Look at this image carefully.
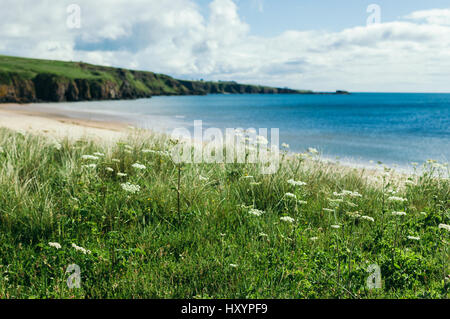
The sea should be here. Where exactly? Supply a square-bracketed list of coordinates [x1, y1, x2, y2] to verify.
[29, 93, 450, 170]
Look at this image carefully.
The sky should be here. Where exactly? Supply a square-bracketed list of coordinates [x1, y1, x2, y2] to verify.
[1, 0, 450, 92]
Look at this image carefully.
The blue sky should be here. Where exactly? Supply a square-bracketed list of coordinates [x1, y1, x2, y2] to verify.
[1, 0, 450, 92]
[209, 0, 450, 35]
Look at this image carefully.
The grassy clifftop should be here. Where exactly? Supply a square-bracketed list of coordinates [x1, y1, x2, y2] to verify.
[0, 55, 310, 103]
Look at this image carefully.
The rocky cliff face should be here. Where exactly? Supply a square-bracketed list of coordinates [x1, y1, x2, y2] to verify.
[0, 73, 155, 103]
[0, 74, 303, 103]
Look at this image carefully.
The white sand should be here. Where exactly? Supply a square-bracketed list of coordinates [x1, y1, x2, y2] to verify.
[0, 104, 127, 141]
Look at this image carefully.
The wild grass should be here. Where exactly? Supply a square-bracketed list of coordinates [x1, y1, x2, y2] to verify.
[0, 127, 448, 298]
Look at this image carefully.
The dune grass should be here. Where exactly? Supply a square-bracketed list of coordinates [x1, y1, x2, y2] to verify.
[0, 127, 448, 299]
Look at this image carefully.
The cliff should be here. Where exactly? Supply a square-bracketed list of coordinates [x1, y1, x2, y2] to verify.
[0, 55, 311, 103]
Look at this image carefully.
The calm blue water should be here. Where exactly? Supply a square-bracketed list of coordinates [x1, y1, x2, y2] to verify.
[33, 93, 450, 168]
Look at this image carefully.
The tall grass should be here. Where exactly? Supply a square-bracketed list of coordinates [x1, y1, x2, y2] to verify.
[0, 127, 448, 298]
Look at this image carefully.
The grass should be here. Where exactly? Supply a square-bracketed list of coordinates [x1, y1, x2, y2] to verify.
[0, 55, 112, 81]
[0, 127, 448, 298]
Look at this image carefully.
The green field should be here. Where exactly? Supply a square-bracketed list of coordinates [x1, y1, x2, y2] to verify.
[0, 127, 448, 298]
[0, 55, 116, 81]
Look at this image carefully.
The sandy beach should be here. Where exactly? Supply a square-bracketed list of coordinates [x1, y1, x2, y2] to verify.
[0, 103, 128, 141]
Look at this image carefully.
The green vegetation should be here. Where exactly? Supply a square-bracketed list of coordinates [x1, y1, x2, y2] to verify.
[0, 55, 115, 81]
[0, 127, 448, 298]
[0, 55, 308, 103]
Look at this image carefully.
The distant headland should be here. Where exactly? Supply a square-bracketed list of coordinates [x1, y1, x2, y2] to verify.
[0, 55, 348, 103]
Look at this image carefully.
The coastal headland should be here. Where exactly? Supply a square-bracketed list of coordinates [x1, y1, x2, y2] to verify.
[0, 55, 350, 104]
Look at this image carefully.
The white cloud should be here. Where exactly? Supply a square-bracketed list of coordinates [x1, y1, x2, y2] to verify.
[0, 1, 449, 92]
[405, 8, 450, 25]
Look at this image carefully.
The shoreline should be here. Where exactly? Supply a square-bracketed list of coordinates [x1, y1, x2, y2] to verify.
[0, 103, 445, 178]
[0, 103, 129, 141]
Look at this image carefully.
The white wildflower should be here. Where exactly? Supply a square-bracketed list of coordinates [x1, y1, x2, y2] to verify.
[310, 237, 319, 241]
[112, 159, 120, 162]
[132, 163, 146, 170]
[392, 211, 407, 216]
[199, 175, 209, 181]
[121, 182, 141, 194]
[386, 188, 397, 195]
[230, 264, 238, 268]
[71, 243, 91, 255]
[280, 216, 295, 223]
[256, 135, 269, 145]
[284, 192, 297, 199]
[308, 147, 319, 155]
[93, 152, 105, 157]
[298, 200, 308, 205]
[335, 190, 362, 198]
[331, 225, 341, 229]
[328, 198, 344, 203]
[48, 242, 62, 249]
[407, 236, 420, 241]
[361, 216, 375, 222]
[323, 208, 335, 213]
[81, 155, 99, 160]
[82, 164, 97, 169]
[287, 179, 307, 187]
[249, 208, 265, 217]
[117, 172, 127, 177]
[346, 211, 361, 218]
[439, 224, 450, 232]
[105, 167, 114, 172]
[281, 143, 290, 149]
[388, 196, 407, 202]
